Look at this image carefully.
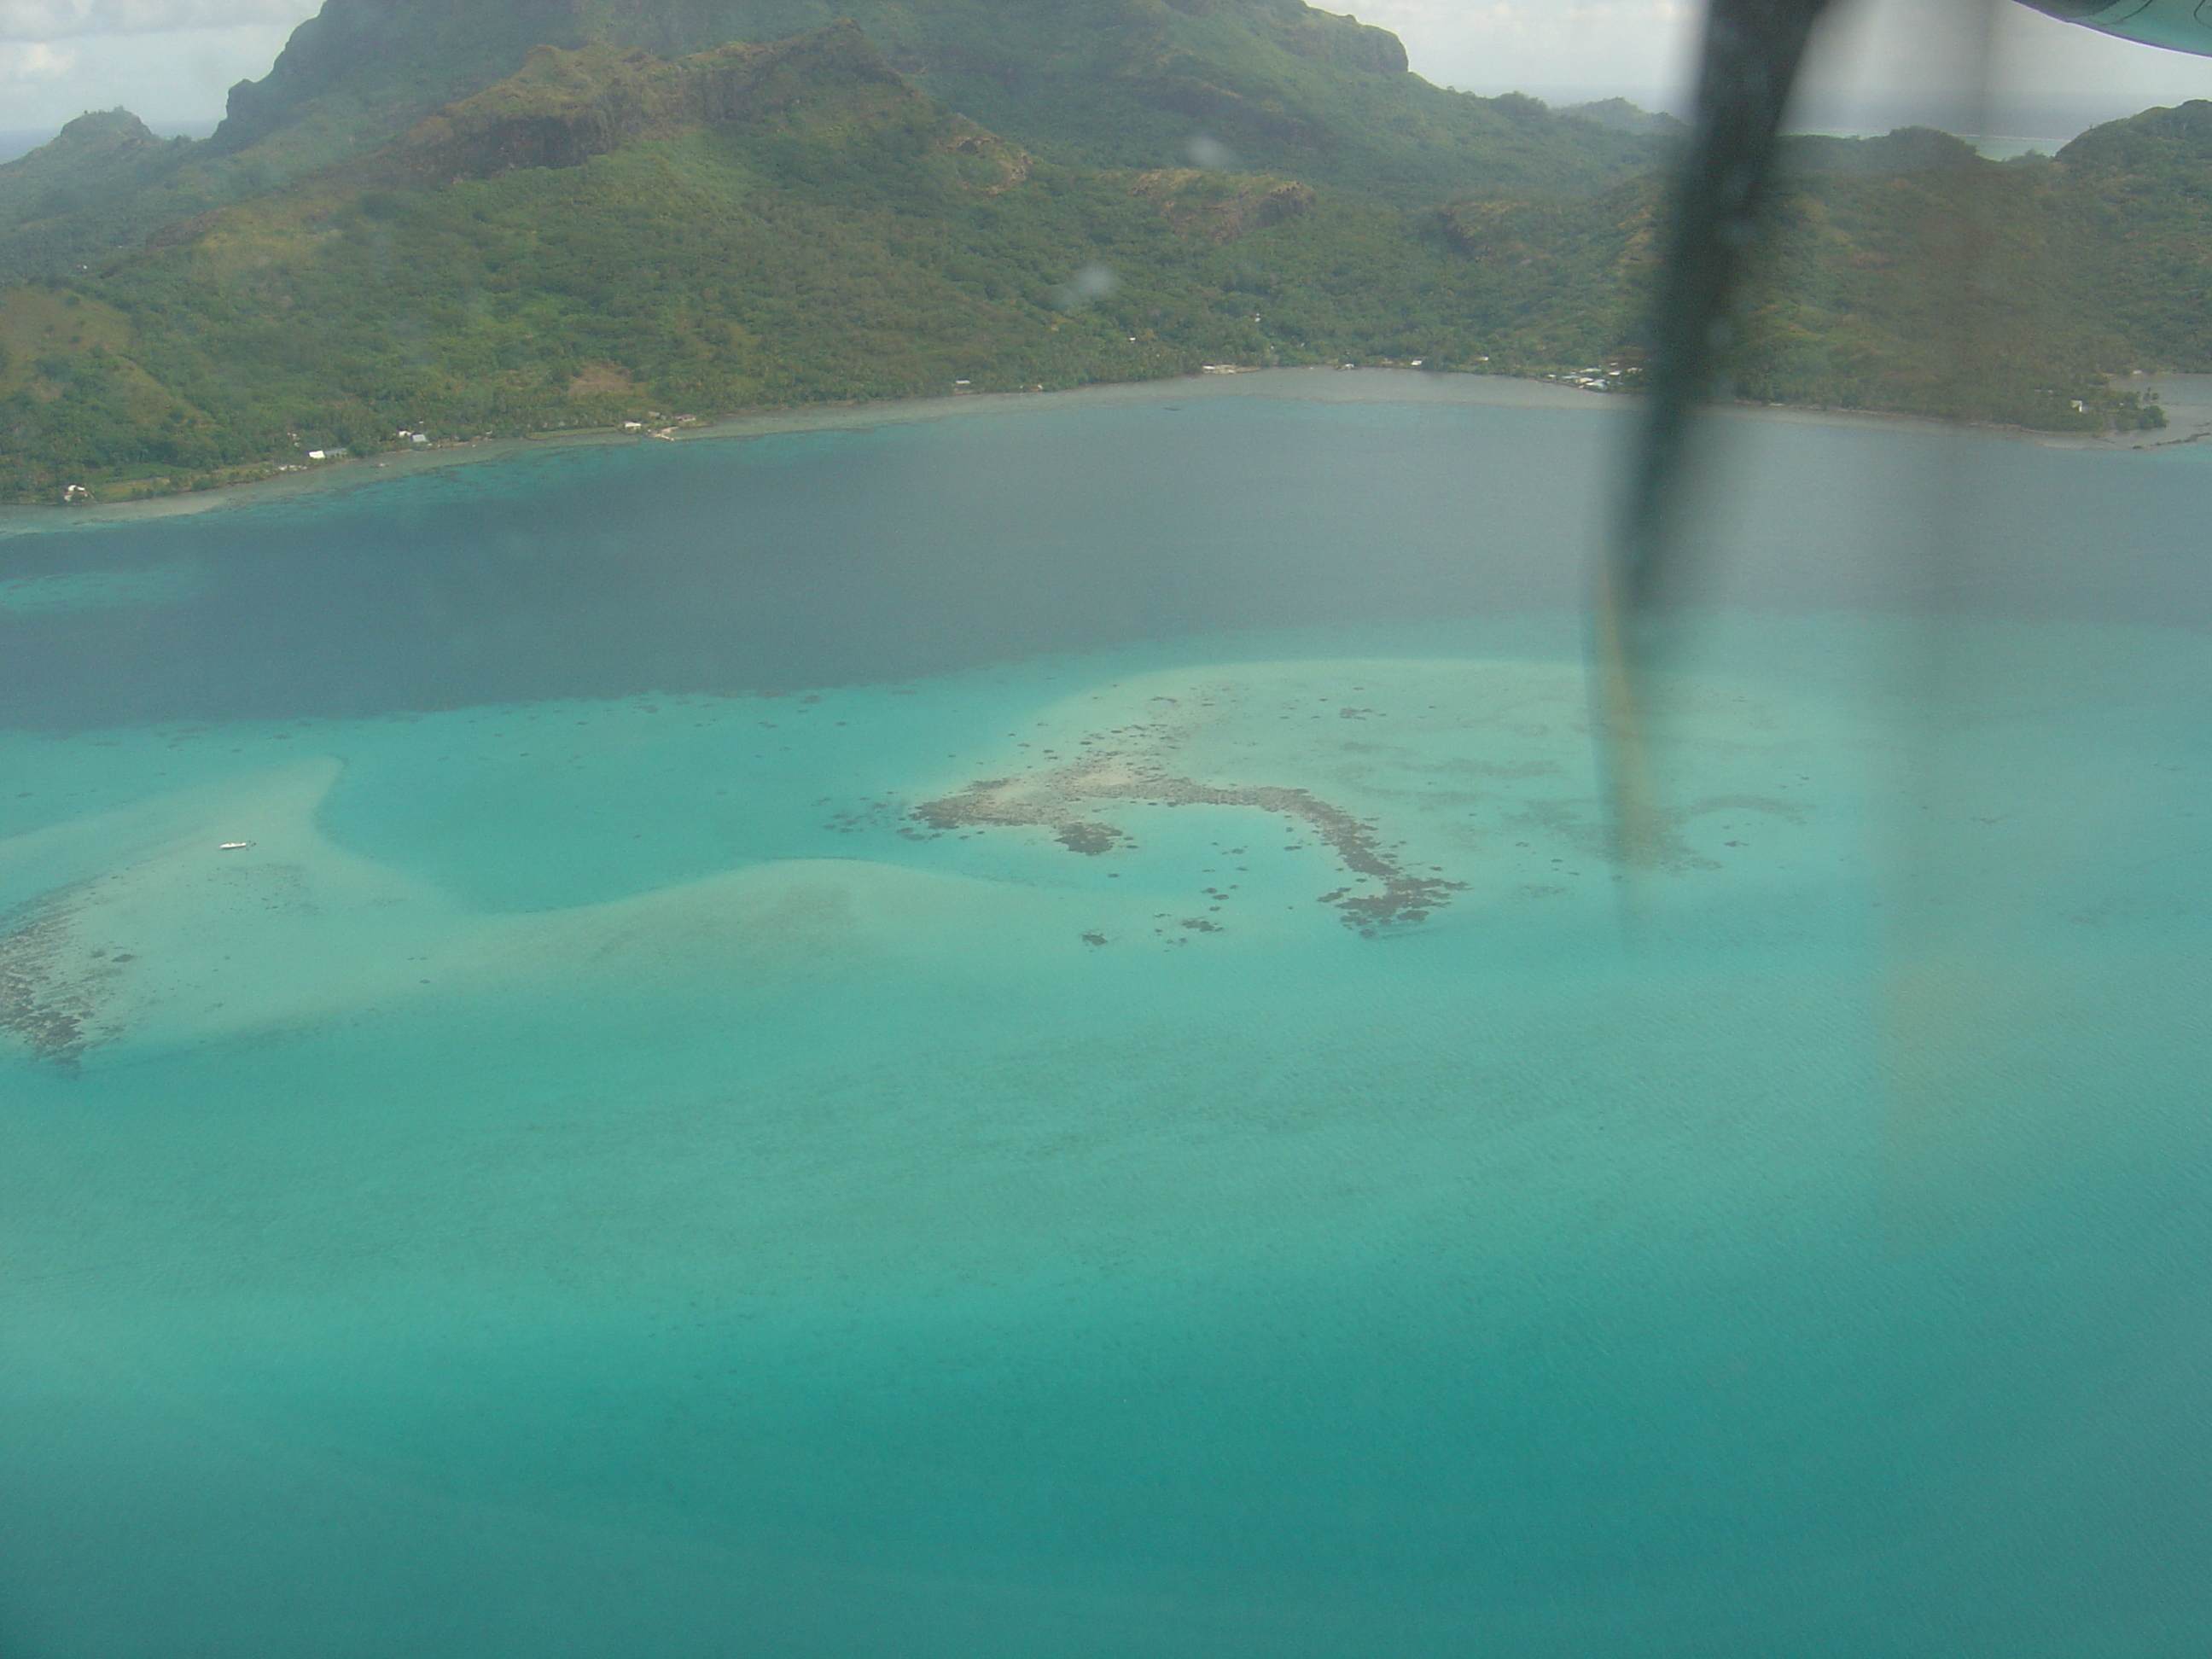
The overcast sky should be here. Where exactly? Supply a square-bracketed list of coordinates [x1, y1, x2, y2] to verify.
[1373, 0, 2212, 131]
[9, 0, 2212, 142]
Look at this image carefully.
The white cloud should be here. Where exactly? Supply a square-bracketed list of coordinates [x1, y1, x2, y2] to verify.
[0, 0, 311, 41]
[0, 19, 293, 126]
[1359, 0, 2212, 137]
[0, 38, 76, 78]
[1355, 0, 1701, 103]
[1801, 0, 2212, 134]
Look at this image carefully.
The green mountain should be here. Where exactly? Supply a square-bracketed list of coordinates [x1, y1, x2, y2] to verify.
[0, 108, 188, 228]
[5, 1, 2209, 505]
[2, 23, 1541, 501]
[220, 0, 1665, 200]
[0, 0, 1665, 286]
[1558, 97, 1685, 138]
[1718, 115, 2196, 428]
[0, 109, 212, 284]
[1424, 110, 2205, 432]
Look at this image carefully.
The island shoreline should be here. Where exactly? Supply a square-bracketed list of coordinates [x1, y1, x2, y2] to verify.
[1, 364, 2192, 543]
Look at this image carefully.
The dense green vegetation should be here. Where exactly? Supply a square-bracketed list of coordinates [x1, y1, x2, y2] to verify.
[0, 0, 1667, 286]
[213, 0, 1669, 205]
[1723, 128, 2171, 429]
[2, 0, 2207, 503]
[1423, 116, 2197, 432]
[1, 28, 1545, 501]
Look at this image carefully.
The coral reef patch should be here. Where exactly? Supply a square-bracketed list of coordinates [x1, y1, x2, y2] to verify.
[0, 892, 108, 1067]
[917, 753, 1464, 934]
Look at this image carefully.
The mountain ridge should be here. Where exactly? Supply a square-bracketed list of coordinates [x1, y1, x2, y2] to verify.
[4, 21, 1532, 501]
[4, 5, 2209, 503]
[0, 0, 1668, 287]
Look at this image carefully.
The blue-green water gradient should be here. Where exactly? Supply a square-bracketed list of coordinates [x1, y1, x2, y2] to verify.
[2, 385, 2208, 1656]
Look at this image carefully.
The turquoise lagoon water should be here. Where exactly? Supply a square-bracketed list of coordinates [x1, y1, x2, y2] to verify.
[3, 381, 2209, 1656]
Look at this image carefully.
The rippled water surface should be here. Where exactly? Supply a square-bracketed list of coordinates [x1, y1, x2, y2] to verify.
[3, 380, 2209, 1656]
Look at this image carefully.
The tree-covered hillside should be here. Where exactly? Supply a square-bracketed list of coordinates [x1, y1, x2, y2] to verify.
[1720, 118, 2192, 429]
[0, 0, 1666, 285]
[1429, 112, 2203, 433]
[6, 1, 2212, 504]
[0, 27, 1551, 501]
[226, 0, 1669, 201]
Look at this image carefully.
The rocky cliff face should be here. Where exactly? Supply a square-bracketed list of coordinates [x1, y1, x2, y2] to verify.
[190, 0, 1644, 207]
[1196, 0, 1409, 75]
[358, 26, 1025, 191]
[215, 0, 597, 155]
[212, 0, 1413, 158]
[1130, 166, 1315, 240]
